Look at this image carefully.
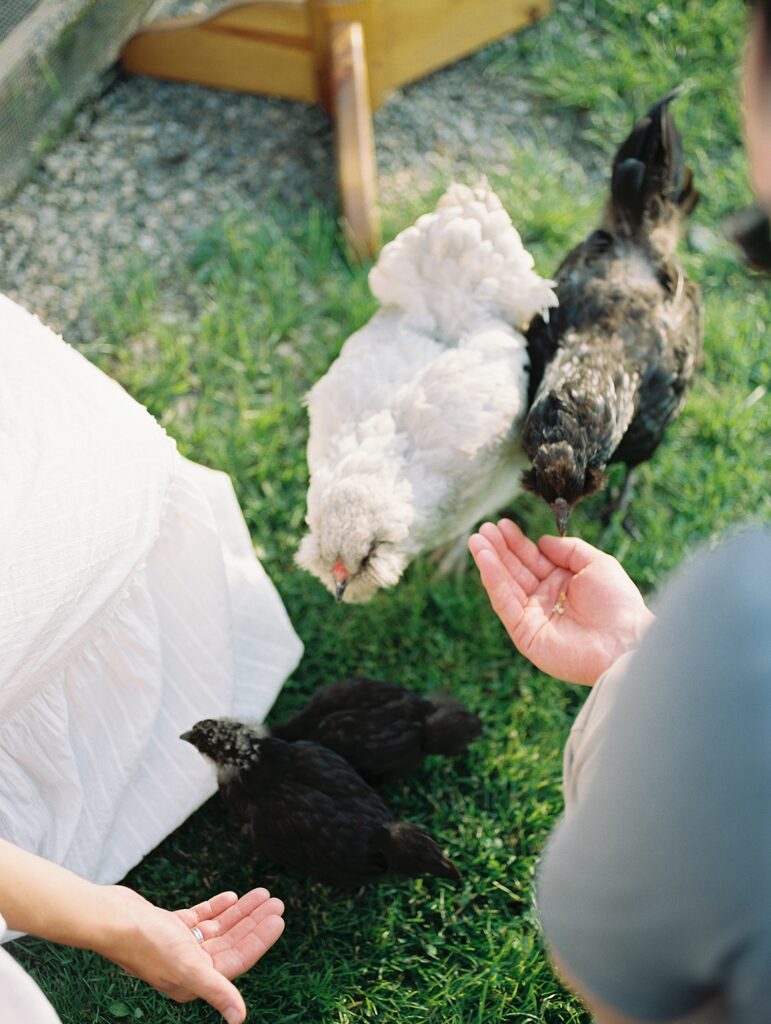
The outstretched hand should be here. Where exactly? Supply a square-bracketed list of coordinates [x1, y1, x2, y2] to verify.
[469, 519, 655, 685]
[99, 885, 285, 1023]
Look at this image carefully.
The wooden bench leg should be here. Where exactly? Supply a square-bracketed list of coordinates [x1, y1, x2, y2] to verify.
[329, 20, 380, 261]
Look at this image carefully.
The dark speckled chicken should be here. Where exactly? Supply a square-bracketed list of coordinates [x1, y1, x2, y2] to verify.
[181, 719, 460, 887]
[270, 677, 482, 785]
[523, 91, 703, 535]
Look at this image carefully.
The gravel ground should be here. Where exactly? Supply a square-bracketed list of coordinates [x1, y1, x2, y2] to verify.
[0, 5, 588, 343]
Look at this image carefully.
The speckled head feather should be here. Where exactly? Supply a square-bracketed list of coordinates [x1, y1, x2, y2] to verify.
[180, 718, 265, 770]
[521, 443, 608, 507]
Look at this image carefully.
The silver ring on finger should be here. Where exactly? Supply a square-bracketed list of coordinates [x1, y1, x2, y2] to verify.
[191, 926, 204, 944]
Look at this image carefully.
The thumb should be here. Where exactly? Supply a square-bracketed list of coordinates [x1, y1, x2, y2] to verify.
[194, 966, 246, 1024]
[538, 533, 606, 573]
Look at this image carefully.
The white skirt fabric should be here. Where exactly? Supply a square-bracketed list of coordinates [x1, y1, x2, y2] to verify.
[0, 294, 303, 894]
[0, 914, 61, 1023]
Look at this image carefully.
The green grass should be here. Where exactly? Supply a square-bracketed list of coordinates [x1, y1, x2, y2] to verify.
[10, 1, 771, 1021]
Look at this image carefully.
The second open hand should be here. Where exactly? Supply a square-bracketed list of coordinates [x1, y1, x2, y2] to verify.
[468, 519, 655, 685]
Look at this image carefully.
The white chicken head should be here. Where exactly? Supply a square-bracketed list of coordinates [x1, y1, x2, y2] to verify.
[296, 477, 414, 603]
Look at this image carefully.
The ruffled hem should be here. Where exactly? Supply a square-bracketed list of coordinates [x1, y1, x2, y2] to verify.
[0, 455, 303, 893]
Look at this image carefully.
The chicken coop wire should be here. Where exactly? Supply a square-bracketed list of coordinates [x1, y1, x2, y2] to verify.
[0, 0, 201, 200]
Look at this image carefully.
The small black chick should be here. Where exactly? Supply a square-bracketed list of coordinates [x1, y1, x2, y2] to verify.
[181, 718, 460, 887]
[270, 677, 482, 785]
[523, 90, 703, 536]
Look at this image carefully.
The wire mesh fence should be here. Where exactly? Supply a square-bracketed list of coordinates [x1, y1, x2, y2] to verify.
[0, 0, 41, 41]
[0, 0, 163, 198]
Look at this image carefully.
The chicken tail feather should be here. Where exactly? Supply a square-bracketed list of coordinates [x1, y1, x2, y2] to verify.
[372, 822, 460, 882]
[610, 89, 699, 237]
[368, 180, 556, 338]
[424, 693, 482, 756]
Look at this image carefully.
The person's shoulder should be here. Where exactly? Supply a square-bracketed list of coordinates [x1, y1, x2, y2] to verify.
[657, 525, 771, 614]
[709, 525, 771, 560]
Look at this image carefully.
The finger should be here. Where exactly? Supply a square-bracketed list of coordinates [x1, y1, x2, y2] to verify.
[470, 538, 529, 605]
[205, 898, 285, 956]
[479, 522, 541, 593]
[472, 547, 527, 637]
[201, 888, 280, 942]
[468, 532, 493, 556]
[469, 532, 510, 569]
[538, 533, 606, 574]
[469, 531, 501, 566]
[211, 914, 285, 981]
[176, 892, 239, 929]
[497, 519, 556, 580]
[192, 888, 274, 941]
[478, 522, 512, 560]
[471, 531, 531, 602]
[188, 963, 247, 1024]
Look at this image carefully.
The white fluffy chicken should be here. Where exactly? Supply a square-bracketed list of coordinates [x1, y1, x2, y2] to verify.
[297, 182, 557, 603]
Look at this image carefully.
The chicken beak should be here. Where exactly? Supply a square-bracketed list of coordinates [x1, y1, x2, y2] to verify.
[333, 558, 349, 602]
[552, 497, 571, 537]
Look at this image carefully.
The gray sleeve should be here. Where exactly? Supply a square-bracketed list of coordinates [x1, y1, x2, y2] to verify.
[536, 529, 771, 1024]
[561, 649, 637, 815]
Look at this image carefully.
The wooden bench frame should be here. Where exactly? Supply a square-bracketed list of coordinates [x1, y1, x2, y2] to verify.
[122, 0, 551, 259]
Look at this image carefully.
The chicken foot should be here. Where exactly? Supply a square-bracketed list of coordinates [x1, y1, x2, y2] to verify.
[429, 534, 471, 578]
[599, 467, 642, 543]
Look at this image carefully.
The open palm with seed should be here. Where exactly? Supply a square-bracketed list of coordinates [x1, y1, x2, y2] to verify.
[469, 519, 655, 686]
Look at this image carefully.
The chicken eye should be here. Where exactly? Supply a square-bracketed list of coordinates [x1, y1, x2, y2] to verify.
[361, 542, 378, 569]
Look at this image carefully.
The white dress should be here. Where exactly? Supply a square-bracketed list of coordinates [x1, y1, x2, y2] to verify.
[0, 294, 303, 898]
[0, 914, 61, 1023]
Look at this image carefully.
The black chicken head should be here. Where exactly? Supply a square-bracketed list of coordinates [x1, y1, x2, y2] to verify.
[522, 442, 607, 535]
[180, 718, 264, 770]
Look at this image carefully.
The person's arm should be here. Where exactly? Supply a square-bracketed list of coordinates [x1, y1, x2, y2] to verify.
[0, 839, 118, 949]
[534, 529, 771, 1024]
[469, 520, 655, 810]
[0, 839, 284, 1024]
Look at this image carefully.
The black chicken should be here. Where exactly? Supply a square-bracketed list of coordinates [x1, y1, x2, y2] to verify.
[270, 677, 482, 785]
[181, 719, 460, 887]
[523, 90, 703, 536]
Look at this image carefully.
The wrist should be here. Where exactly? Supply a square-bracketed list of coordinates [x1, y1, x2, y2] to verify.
[54, 882, 120, 953]
[84, 886, 145, 960]
[628, 606, 656, 649]
[0, 840, 123, 949]
[603, 606, 655, 679]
